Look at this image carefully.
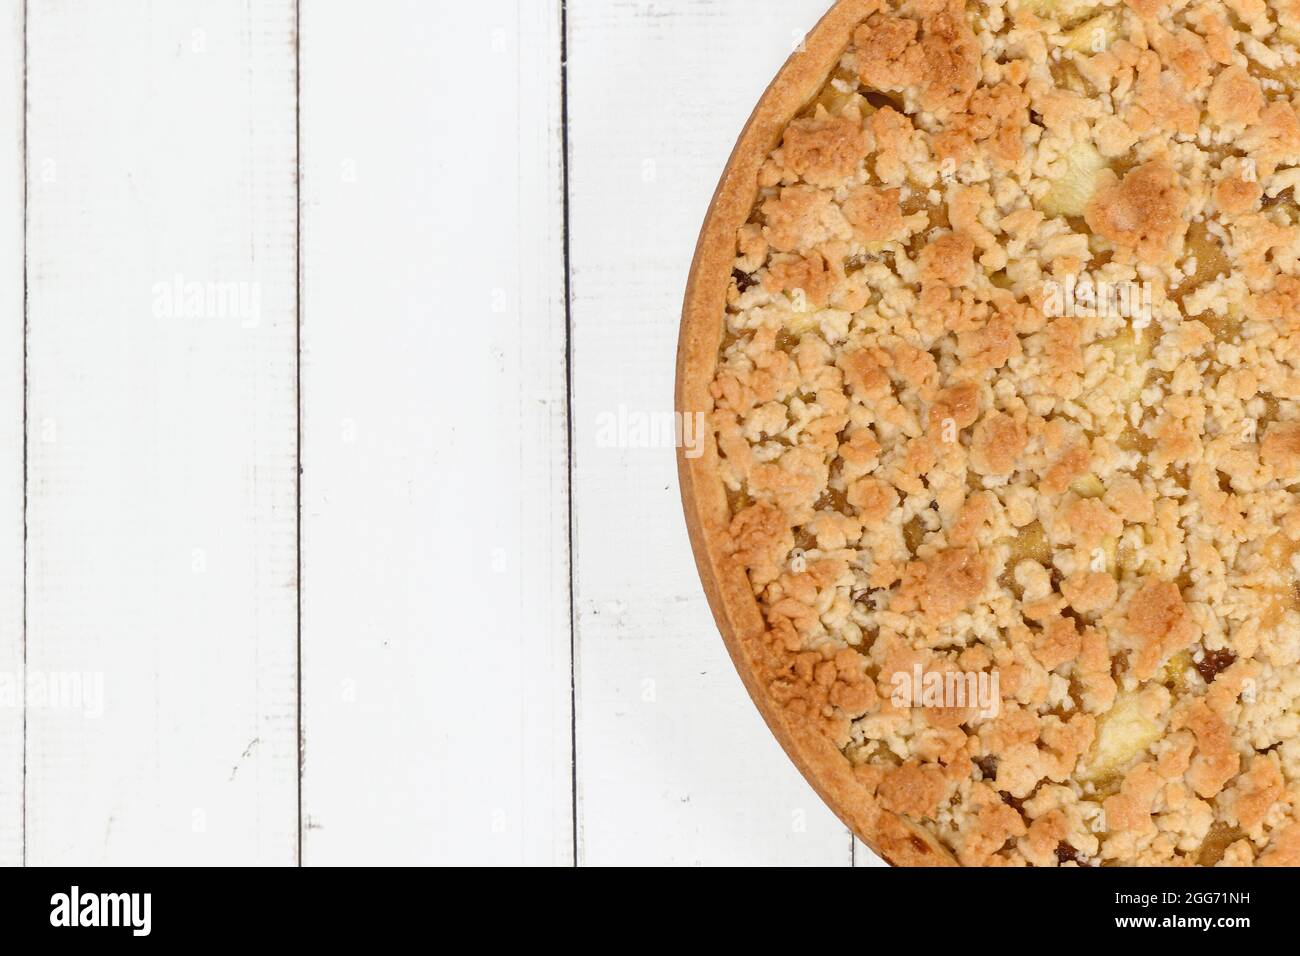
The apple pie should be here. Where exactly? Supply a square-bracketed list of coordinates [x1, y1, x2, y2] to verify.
[678, 0, 1300, 865]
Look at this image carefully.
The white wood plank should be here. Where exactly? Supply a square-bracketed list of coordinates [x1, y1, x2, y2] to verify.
[569, 0, 866, 865]
[299, 0, 571, 865]
[0, 0, 23, 868]
[23, 0, 298, 865]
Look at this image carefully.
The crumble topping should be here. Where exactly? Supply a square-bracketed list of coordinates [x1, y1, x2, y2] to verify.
[709, 0, 1300, 865]
[1084, 160, 1189, 264]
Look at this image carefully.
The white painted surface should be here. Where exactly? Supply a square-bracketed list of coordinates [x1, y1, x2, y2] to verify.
[298, 0, 571, 865]
[0, 0, 873, 866]
[23, 0, 298, 865]
[0, 0, 23, 868]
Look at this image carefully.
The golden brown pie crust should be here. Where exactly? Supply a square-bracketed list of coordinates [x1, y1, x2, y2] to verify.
[678, 0, 1300, 867]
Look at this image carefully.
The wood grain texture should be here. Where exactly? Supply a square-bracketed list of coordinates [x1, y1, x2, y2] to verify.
[569, 0, 861, 865]
[0, 0, 22, 868]
[23, 0, 298, 865]
[298, 0, 572, 865]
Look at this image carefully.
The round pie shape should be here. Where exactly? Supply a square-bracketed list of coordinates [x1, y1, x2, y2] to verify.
[677, 0, 1300, 867]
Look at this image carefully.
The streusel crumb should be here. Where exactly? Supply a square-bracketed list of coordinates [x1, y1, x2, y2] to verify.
[711, 0, 1300, 865]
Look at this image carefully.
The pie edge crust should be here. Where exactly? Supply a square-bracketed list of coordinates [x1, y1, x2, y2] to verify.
[675, 0, 956, 866]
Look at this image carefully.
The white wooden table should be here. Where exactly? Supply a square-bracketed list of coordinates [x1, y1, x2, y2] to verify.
[0, 0, 883, 866]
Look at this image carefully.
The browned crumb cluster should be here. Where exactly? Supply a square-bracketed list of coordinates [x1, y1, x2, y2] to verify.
[710, 0, 1300, 866]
